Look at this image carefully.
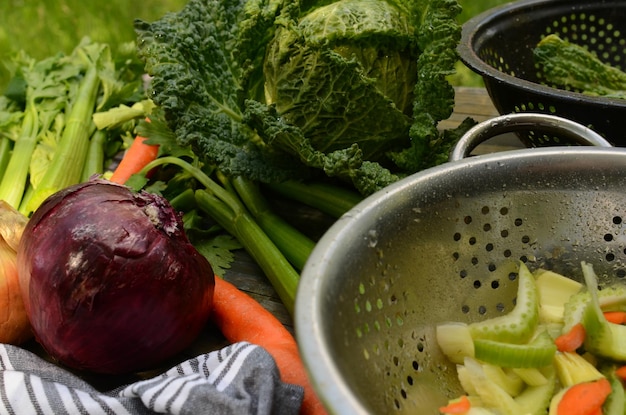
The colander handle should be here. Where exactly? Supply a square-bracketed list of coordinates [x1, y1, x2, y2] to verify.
[449, 113, 613, 161]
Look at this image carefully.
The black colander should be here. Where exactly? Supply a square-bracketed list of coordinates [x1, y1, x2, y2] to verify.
[458, 0, 626, 146]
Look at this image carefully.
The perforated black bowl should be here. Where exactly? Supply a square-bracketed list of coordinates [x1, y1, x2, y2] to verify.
[458, 0, 626, 146]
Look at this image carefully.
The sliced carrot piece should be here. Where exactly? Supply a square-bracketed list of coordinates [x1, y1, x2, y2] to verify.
[439, 395, 471, 414]
[603, 311, 626, 325]
[557, 377, 611, 415]
[555, 323, 586, 352]
[615, 365, 626, 381]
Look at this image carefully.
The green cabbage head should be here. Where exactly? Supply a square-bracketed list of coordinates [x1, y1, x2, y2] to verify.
[263, 0, 417, 160]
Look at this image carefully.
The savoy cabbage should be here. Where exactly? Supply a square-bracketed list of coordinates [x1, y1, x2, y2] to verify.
[135, 0, 464, 195]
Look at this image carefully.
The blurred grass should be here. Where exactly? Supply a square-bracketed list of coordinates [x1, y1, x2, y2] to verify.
[0, 0, 511, 87]
[0, 0, 188, 91]
[454, 0, 512, 86]
[0, 0, 187, 59]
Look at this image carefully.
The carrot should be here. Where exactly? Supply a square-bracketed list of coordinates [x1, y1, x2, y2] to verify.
[210, 276, 327, 415]
[603, 311, 626, 325]
[557, 377, 611, 415]
[555, 323, 586, 352]
[110, 119, 159, 184]
[439, 395, 471, 414]
[615, 365, 626, 381]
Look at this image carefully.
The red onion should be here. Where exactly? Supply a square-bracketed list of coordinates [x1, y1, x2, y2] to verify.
[17, 179, 214, 374]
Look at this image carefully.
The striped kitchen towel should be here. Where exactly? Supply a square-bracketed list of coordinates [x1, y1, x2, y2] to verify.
[0, 341, 303, 414]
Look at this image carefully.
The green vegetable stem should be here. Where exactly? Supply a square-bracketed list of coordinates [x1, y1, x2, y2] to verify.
[230, 176, 315, 271]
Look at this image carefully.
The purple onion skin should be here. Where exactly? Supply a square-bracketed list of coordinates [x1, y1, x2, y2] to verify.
[17, 179, 215, 374]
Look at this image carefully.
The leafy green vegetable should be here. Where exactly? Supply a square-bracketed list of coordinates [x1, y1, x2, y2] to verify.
[0, 38, 144, 215]
[534, 34, 626, 100]
[134, 0, 463, 195]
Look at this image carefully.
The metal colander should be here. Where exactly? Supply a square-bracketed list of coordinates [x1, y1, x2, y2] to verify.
[458, 0, 626, 146]
[295, 114, 626, 414]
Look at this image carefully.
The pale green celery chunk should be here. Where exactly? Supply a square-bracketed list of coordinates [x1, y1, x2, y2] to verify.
[512, 367, 548, 386]
[602, 369, 625, 415]
[581, 262, 626, 361]
[473, 329, 556, 368]
[514, 365, 556, 415]
[436, 322, 474, 364]
[469, 262, 539, 344]
[482, 364, 525, 397]
[463, 357, 524, 415]
[563, 284, 626, 333]
[553, 351, 603, 387]
[534, 269, 582, 324]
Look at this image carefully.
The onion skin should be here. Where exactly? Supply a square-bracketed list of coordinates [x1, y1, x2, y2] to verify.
[17, 179, 214, 374]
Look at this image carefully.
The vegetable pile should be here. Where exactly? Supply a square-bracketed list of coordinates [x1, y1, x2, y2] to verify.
[0, 0, 467, 412]
[436, 262, 626, 415]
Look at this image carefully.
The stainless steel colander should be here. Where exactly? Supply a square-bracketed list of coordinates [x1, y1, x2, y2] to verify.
[295, 113, 625, 414]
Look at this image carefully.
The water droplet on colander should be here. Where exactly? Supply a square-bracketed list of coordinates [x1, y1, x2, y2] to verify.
[367, 229, 378, 247]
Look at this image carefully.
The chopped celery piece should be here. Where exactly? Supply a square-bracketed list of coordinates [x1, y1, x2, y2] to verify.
[563, 285, 626, 333]
[548, 387, 568, 415]
[554, 351, 603, 387]
[457, 364, 478, 396]
[603, 369, 625, 415]
[511, 367, 548, 386]
[474, 329, 556, 368]
[463, 357, 524, 415]
[436, 322, 474, 364]
[469, 262, 539, 343]
[482, 364, 525, 396]
[514, 365, 556, 415]
[535, 269, 582, 324]
[464, 408, 498, 415]
[581, 262, 626, 361]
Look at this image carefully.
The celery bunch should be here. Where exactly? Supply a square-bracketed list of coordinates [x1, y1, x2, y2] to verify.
[0, 38, 142, 215]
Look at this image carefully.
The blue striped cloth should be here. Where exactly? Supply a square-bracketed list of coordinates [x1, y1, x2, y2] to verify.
[0, 341, 303, 414]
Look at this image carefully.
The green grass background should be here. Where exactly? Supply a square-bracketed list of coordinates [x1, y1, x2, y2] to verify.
[0, 0, 510, 85]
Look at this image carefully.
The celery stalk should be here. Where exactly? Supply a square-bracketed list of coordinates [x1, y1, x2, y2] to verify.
[21, 64, 100, 214]
[81, 129, 107, 181]
[231, 176, 315, 271]
[196, 189, 299, 314]
[264, 179, 363, 218]
[0, 137, 12, 183]
[0, 105, 37, 208]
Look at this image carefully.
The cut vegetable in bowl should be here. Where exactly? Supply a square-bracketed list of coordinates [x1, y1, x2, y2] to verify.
[436, 261, 626, 415]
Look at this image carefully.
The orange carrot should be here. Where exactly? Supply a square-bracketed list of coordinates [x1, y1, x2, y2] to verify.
[555, 323, 586, 352]
[110, 119, 159, 184]
[603, 311, 626, 325]
[557, 377, 611, 415]
[615, 365, 626, 381]
[211, 276, 327, 415]
[439, 395, 471, 414]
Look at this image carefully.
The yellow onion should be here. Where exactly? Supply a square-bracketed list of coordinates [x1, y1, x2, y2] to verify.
[0, 201, 31, 344]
